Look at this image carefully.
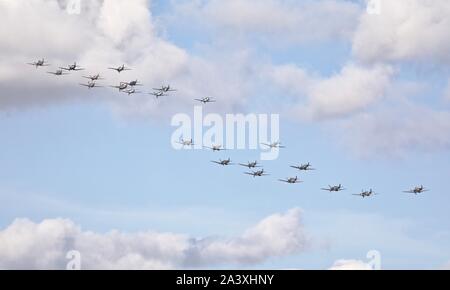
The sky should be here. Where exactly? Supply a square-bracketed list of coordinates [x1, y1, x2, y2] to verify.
[0, 0, 449, 270]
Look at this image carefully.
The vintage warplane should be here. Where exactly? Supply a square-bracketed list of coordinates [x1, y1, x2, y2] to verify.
[123, 80, 142, 87]
[204, 145, 226, 152]
[122, 88, 142, 95]
[291, 162, 315, 171]
[108, 65, 132, 73]
[110, 83, 129, 91]
[353, 189, 379, 198]
[245, 169, 269, 178]
[403, 185, 429, 195]
[177, 138, 194, 147]
[28, 58, 50, 68]
[239, 161, 262, 169]
[261, 141, 285, 149]
[149, 91, 168, 99]
[79, 81, 102, 89]
[60, 62, 84, 71]
[211, 158, 233, 166]
[321, 184, 346, 192]
[83, 74, 103, 81]
[195, 97, 216, 104]
[279, 176, 302, 184]
[153, 85, 176, 93]
[47, 69, 69, 76]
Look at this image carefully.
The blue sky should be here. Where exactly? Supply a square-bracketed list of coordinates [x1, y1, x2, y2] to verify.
[0, 0, 449, 269]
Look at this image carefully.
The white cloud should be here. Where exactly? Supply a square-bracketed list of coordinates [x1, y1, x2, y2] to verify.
[0, 0, 256, 117]
[0, 208, 308, 269]
[353, 0, 450, 65]
[328, 259, 372, 270]
[444, 79, 450, 101]
[167, 0, 362, 45]
[336, 104, 450, 157]
[268, 63, 394, 120]
[302, 64, 394, 120]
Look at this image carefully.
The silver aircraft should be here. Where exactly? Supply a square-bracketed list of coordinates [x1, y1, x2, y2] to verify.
[149, 91, 168, 99]
[153, 85, 176, 93]
[353, 189, 379, 198]
[122, 88, 142, 95]
[79, 81, 103, 89]
[177, 138, 194, 147]
[321, 184, 346, 192]
[204, 145, 226, 152]
[108, 65, 132, 73]
[110, 83, 129, 91]
[403, 185, 429, 195]
[239, 161, 262, 169]
[261, 141, 285, 149]
[47, 69, 69, 76]
[279, 176, 302, 184]
[123, 80, 142, 87]
[245, 169, 269, 178]
[83, 74, 103, 81]
[195, 97, 216, 104]
[291, 162, 315, 171]
[60, 62, 84, 71]
[28, 58, 50, 68]
[211, 158, 233, 166]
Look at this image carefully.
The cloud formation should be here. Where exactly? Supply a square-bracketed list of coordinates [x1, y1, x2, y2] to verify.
[0, 208, 308, 269]
[0, 0, 254, 116]
[336, 104, 450, 157]
[328, 259, 372, 270]
[167, 0, 361, 45]
[353, 0, 450, 65]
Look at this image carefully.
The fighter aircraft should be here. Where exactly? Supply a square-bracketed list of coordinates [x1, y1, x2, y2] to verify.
[321, 184, 346, 192]
[110, 83, 129, 91]
[108, 65, 132, 73]
[403, 185, 429, 195]
[353, 189, 379, 198]
[291, 163, 315, 171]
[123, 80, 142, 87]
[60, 62, 84, 71]
[122, 88, 142, 95]
[28, 58, 50, 68]
[239, 161, 262, 169]
[79, 81, 103, 89]
[211, 158, 233, 166]
[279, 176, 302, 184]
[47, 69, 69, 76]
[153, 85, 176, 93]
[204, 145, 226, 152]
[149, 91, 168, 99]
[245, 169, 269, 178]
[261, 141, 285, 149]
[195, 97, 216, 104]
[177, 138, 194, 147]
[83, 74, 103, 81]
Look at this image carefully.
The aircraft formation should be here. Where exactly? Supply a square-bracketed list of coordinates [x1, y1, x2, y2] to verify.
[28, 58, 430, 198]
[28, 59, 180, 100]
